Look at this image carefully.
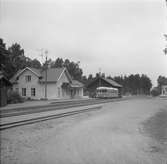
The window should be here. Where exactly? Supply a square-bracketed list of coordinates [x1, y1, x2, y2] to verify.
[31, 88, 36, 96]
[22, 88, 26, 96]
[25, 75, 31, 82]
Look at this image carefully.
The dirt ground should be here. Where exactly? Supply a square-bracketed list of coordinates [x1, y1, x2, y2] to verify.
[0, 97, 167, 164]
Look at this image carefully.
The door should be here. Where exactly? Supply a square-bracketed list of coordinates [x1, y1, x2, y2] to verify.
[58, 88, 61, 98]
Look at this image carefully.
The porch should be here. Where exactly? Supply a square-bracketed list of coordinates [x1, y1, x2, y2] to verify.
[61, 80, 84, 99]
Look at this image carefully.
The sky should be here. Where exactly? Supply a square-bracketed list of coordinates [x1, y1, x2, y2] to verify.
[0, 0, 167, 86]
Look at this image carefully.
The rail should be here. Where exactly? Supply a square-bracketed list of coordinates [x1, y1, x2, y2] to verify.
[0, 98, 128, 118]
[0, 106, 102, 130]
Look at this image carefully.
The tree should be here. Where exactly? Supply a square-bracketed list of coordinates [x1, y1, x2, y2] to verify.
[140, 74, 152, 94]
[96, 73, 100, 78]
[151, 87, 161, 97]
[106, 75, 112, 80]
[112, 74, 152, 95]
[88, 74, 93, 81]
[62, 59, 83, 81]
[0, 39, 16, 78]
[86, 74, 94, 85]
[7, 43, 42, 77]
[50, 58, 83, 81]
[0, 38, 8, 71]
[8, 43, 25, 68]
[101, 73, 105, 78]
[52, 58, 64, 68]
[0, 38, 6, 48]
[64, 59, 70, 67]
[1, 40, 42, 78]
[6, 43, 27, 78]
[67, 61, 83, 81]
[30, 59, 41, 69]
[81, 75, 88, 85]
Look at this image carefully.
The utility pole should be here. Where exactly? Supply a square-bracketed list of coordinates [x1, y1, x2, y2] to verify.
[44, 50, 48, 100]
[99, 68, 101, 87]
[38, 49, 48, 99]
[164, 34, 167, 55]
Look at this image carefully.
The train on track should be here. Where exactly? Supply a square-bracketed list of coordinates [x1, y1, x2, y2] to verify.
[96, 87, 119, 98]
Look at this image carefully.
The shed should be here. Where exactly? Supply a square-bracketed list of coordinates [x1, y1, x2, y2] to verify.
[86, 77, 122, 98]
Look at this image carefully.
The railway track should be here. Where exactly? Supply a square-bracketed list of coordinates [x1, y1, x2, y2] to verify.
[0, 98, 128, 118]
[0, 98, 130, 130]
[0, 105, 102, 130]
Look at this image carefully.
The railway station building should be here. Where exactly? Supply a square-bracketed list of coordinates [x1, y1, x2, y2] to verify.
[11, 67, 84, 100]
[86, 77, 122, 98]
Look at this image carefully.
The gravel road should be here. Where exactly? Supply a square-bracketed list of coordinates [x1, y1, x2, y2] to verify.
[1, 97, 167, 164]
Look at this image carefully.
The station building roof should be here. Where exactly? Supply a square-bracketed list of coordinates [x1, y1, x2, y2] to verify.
[10, 67, 84, 88]
[87, 77, 122, 89]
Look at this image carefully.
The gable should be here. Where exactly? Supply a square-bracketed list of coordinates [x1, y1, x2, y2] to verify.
[58, 70, 71, 84]
[17, 67, 41, 78]
[11, 67, 41, 83]
[63, 69, 72, 83]
[17, 69, 40, 84]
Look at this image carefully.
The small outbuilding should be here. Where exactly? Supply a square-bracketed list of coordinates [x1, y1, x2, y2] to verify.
[160, 85, 167, 97]
[86, 77, 122, 98]
[0, 72, 12, 107]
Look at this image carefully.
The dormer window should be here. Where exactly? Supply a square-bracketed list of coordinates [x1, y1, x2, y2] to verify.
[25, 75, 31, 82]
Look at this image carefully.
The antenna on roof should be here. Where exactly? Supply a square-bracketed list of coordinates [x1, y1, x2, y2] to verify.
[37, 48, 49, 65]
[99, 68, 101, 77]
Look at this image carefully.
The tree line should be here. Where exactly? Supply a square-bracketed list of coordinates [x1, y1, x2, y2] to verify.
[112, 75, 152, 95]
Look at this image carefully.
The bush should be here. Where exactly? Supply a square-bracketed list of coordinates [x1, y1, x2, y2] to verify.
[7, 90, 24, 104]
[89, 92, 96, 98]
[150, 87, 161, 97]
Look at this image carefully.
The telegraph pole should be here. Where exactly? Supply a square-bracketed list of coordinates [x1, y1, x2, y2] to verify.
[44, 50, 48, 100]
[99, 68, 101, 87]
[38, 49, 48, 99]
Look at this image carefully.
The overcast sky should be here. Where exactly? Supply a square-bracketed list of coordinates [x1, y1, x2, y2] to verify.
[0, 0, 167, 86]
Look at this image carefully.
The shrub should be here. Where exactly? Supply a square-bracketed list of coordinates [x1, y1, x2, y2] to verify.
[7, 90, 24, 104]
[89, 92, 96, 98]
[150, 87, 161, 97]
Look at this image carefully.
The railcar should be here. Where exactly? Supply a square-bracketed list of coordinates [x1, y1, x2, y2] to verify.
[96, 86, 119, 98]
